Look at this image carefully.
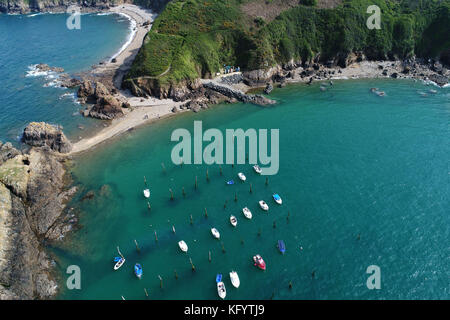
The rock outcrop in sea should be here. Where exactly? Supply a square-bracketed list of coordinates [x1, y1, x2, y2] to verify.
[34, 63, 64, 73]
[22, 122, 72, 153]
[0, 140, 77, 299]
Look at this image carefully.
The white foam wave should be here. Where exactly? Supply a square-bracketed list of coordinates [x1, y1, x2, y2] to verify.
[26, 64, 51, 78]
[27, 12, 44, 17]
[60, 92, 81, 105]
[109, 12, 137, 62]
[26, 64, 67, 89]
[421, 79, 441, 87]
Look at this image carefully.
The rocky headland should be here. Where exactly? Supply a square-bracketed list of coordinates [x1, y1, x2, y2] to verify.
[0, 125, 77, 299]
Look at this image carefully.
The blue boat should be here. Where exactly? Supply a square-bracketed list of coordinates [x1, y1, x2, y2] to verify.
[273, 193, 282, 204]
[216, 274, 222, 283]
[134, 263, 143, 279]
[226, 180, 235, 185]
[277, 240, 286, 254]
[113, 256, 122, 262]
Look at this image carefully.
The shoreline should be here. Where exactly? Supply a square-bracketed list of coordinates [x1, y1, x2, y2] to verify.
[69, 58, 449, 156]
[89, 4, 156, 89]
[68, 4, 190, 155]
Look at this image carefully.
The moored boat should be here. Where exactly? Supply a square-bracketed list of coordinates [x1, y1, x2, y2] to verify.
[178, 240, 188, 252]
[113, 257, 125, 270]
[242, 207, 252, 219]
[230, 215, 237, 227]
[237, 172, 246, 181]
[229, 271, 240, 288]
[277, 240, 286, 254]
[211, 227, 220, 239]
[226, 180, 235, 185]
[253, 164, 262, 174]
[253, 254, 266, 270]
[143, 188, 150, 198]
[273, 193, 282, 205]
[134, 263, 143, 279]
[259, 200, 269, 211]
[216, 278, 226, 299]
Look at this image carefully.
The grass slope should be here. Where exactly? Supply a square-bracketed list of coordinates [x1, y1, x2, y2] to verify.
[124, 0, 450, 90]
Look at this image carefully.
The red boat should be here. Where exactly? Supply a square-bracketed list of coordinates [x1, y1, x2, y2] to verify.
[253, 254, 266, 270]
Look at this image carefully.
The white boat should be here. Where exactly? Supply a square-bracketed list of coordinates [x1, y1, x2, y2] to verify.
[230, 215, 237, 227]
[242, 207, 252, 219]
[229, 271, 240, 288]
[253, 164, 262, 174]
[178, 240, 188, 252]
[113, 257, 125, 270]
[273, 193, 282, 205]
[237, 172, 246, 181]
[217, 281, 226, 299]
[211, 228, 220, 239]
[259, 200, 269, 211]
[143, 189, 150, 198]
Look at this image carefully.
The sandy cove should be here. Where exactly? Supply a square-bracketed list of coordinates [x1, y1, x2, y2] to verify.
[70, 4, 186, 155]
[70, 99, 185, 154]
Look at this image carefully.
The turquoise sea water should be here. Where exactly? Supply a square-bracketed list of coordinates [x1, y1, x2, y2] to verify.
[55, 79, 449, 300]
[0, 12, 131, 144]
[1, 13, 449, 301]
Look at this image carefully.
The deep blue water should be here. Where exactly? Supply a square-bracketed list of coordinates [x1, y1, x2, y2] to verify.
[0, 12, 131, 144]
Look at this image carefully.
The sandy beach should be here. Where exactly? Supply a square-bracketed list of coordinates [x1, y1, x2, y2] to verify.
[70, 4, 184, 155]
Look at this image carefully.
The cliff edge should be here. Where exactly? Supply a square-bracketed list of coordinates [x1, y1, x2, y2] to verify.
[0, 126, 77, 299]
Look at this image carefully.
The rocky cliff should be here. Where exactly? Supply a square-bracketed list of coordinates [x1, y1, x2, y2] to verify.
[0, 127, 77, 299]
[22, 122, 72, 153]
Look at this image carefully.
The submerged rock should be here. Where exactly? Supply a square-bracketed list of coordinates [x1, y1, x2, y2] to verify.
[22, 122, 72, 153]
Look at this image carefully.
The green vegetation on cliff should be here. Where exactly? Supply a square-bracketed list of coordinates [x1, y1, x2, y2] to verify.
[125, 0, 449, 90]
